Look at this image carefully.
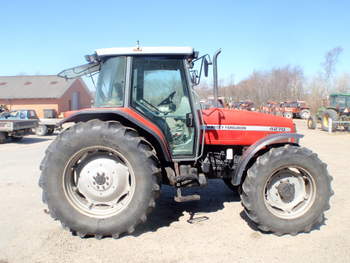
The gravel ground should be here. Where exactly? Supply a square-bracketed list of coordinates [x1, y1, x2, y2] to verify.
[0, 119, 349, 263]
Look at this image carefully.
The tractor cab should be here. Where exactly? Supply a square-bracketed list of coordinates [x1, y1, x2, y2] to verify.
[329, 93, 350, 110]
[59, 46, 217, 159]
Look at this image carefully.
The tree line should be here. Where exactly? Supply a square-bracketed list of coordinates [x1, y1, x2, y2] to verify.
[197, 47, 350, 112]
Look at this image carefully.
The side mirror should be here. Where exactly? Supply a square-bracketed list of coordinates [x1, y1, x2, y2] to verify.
[204, 58, 209, 77]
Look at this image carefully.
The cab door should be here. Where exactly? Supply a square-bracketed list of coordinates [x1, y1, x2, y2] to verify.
[130, 56, 197, 157]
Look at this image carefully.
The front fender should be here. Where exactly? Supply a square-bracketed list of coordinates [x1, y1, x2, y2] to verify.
[232, 133, 303, 185]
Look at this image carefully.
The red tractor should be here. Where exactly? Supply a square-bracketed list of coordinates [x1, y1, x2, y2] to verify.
[276, 101, 311, 119]
[40, 46, 332, 238]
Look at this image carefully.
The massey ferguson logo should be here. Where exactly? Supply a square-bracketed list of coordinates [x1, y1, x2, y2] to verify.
[203, 125, 291, 132]
[205, 125, 246, 130]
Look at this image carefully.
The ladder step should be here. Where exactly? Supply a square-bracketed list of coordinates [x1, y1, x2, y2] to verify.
[174, 194, 200, 203]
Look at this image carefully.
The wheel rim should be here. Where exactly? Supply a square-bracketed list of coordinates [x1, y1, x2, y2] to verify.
[264, 166, 316, 219]
[63, 146, 136, 219]
[302, 112, 310, 119]
[307, 119, 312, 127]
[285, 113, 292, 118]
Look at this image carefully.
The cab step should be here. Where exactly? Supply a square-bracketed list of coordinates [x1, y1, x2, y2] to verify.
[174, 188, 200, 202]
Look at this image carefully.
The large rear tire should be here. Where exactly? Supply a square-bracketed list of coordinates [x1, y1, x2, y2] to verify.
[321, 109, 338, 132]
[39, 119, 161, 238]
[241, 145, 332, 235]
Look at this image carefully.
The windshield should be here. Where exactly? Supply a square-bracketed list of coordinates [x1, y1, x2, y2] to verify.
[95, 57, 127, 107]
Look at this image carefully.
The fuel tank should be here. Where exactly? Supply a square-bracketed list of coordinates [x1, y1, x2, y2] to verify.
[202, 108, 295, 145]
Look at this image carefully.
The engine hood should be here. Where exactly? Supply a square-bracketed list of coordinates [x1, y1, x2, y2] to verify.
[202, 108, 295, 145]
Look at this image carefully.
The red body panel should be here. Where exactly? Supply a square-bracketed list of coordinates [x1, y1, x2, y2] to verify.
[202, 108, 295, 145]
[64, 107, 295, 148]
[63, 107, 167, 143]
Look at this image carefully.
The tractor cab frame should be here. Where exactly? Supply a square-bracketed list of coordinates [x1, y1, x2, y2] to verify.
[59, 47, 219, 162]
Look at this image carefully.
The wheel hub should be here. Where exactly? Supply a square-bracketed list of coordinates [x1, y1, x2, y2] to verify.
[93, 172, 107, 185]
[277, 181, 295, 203]
[77, 157, 130, 205]
[265, 169, 312, 217]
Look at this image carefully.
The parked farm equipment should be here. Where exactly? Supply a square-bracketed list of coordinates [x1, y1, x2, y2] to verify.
[275, 101, 310, 119]
[308, 93, 350, 132]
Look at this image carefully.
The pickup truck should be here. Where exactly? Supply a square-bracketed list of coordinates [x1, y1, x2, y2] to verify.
[0, 109, 39, 143]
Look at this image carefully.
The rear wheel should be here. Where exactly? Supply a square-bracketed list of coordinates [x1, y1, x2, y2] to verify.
[36, 125, 48, 136]
[321, 109, 338, 132]
[39, 119, 161, 238]
[241, 145, 332, 235]
[307, 115, 317, 129]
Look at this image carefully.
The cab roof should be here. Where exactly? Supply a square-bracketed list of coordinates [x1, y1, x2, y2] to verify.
[330, 92, 350, 97]
[95, 46, 195, 58]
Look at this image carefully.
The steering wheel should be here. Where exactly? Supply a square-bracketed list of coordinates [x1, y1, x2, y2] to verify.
[140, 99, 162, 114]
[158, 91, 176, 106]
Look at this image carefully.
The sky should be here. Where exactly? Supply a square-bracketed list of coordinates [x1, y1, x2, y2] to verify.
[1, 0, 349, 85]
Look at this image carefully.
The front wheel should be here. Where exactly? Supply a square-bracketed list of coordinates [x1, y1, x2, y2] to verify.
[300, 109, 311, 120]
[36, 125, 48, 136]
[307, 115, 317, 129]
[39, 120, 161, 238]
[241, 145, 332, 235]
[283, 112, 293, 119]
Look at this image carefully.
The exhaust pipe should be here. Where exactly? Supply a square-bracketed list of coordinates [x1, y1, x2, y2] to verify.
[212, 49, 222, 107]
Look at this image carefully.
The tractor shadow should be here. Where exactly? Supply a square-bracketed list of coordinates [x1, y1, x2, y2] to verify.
[132, 179, 241, 237]
[11, 137, 52, 144]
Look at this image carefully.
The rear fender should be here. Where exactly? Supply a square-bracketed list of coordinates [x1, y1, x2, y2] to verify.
[60, 109, 172, 163]
[232, 133, 303, 186]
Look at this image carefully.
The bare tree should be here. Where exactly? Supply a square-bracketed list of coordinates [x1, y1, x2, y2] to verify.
[305, 74, 327, 112]
[334, 73, 350, 93]
[321, 46, 343, 94]
[227, 65, 304, 107]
